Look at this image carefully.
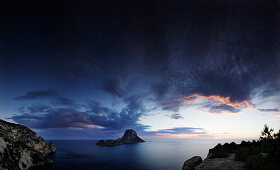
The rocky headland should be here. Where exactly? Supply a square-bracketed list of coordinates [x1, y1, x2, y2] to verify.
[96, 129, 145, 146]
[182, 125, 280, 170]
[182, 153, 245, 170]
[0, 119, 56, 170]
[194, 153, 245, 170]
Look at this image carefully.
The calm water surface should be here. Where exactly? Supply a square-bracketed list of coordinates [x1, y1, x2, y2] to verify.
[41, 139, 247, 170]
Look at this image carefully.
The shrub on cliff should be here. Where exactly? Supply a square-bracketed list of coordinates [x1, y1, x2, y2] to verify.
[242, 125, 280, 170]
[209, 124, 280, 170]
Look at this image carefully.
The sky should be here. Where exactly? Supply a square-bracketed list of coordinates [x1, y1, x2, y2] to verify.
[0, 0, 280, 140]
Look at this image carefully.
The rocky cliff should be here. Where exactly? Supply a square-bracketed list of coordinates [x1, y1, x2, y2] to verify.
[182, 153, 245, 170]
[121, 129, 145, 144]
[96, 129, 145, 146]
[182, 156, 202, 170]
[194, 154, 244, 170]
[0, 119, 56, 170]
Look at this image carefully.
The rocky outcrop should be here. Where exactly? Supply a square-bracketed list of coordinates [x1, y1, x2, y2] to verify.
[182, 154, 245, 170]
[195, 154, 244, 170]
[121, 129, 145, 144]
[0, 119, 56, 170]
[96, 129, 145, 146]
[182, 156, 202, 170]
[96, 138, 123, 146]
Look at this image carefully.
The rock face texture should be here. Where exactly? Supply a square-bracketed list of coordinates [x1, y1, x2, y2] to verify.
[96, 129, 145, 146]
[182, 154, 245, 170]
[121, 129, 145, 144]
[0, 119, 56, 170]
[182, 156, 202, 170]
[96, 138, 123, 146]
[194, 154, 244, 170]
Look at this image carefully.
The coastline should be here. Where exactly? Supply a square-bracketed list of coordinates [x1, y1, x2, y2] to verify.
[182, 126, 280, 170]
[195, 153, 244, 170]
[182, 153, 245, 170]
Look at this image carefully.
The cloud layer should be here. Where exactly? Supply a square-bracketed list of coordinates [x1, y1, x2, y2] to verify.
[1, 0, 280, 138]
[12, 90, 150, 133]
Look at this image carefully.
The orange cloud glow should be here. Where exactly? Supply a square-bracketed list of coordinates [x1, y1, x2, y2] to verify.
[181, 93, 254, 109]
[160, 93, 254, 113]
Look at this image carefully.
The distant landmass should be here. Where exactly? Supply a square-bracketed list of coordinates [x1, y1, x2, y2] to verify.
[0, 119, 56, 170]
[96, 129, 145, 146]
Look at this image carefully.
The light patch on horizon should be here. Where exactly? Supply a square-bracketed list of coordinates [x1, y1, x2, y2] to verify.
[140, 94, 280, 139]
[152, 133, 203, 138]
[71, 122, 105, 129]
[267, 115, 280, 122]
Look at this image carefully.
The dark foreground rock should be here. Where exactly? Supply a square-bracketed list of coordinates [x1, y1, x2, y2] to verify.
[0, 119, 56, 170]
[195, 154, 244, 170]
[182, 156, 202, 170]
[96, 129, 145, 146]
[182, 153, 245, 170]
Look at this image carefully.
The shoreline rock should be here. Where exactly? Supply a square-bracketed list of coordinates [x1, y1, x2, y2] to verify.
[182, 153, 245, 170]
[96, 129, 145, 146]
[0, 119, 56, 170]
[182, 156, 202, 170]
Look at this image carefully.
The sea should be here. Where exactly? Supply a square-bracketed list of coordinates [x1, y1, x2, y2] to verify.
[37, 139, 249, 170]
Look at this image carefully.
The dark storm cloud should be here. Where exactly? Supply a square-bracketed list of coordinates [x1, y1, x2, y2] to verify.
[86, 96, 149, 131]
[206, 104, 240, 113]
[12, 108, 208, 136]
[258, 108, 280, 112]
[53, 97, 75, 106]
[147, 0, 279, 113]
[152, 82, 169, 100]
[157, 51, 279, 113]
[1, 0, 280, 141]
[11, 109, 99, 129]
[27, 105, 50, 114]
[15, 89, 75, 107]
[14, 89, 59, 100]
[102, 78, 125, 97]
[192, 71, 251, 102]
[170, 113, 184, 120]
[11, 94, 149, 131]
[4, 0, 279, 110]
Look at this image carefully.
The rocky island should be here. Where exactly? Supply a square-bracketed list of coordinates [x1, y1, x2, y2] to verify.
[0, 119, 56, 170]
[96, 129, 145, 146]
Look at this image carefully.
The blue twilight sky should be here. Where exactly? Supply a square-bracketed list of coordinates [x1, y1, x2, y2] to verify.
[0, 0, 280, 139]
